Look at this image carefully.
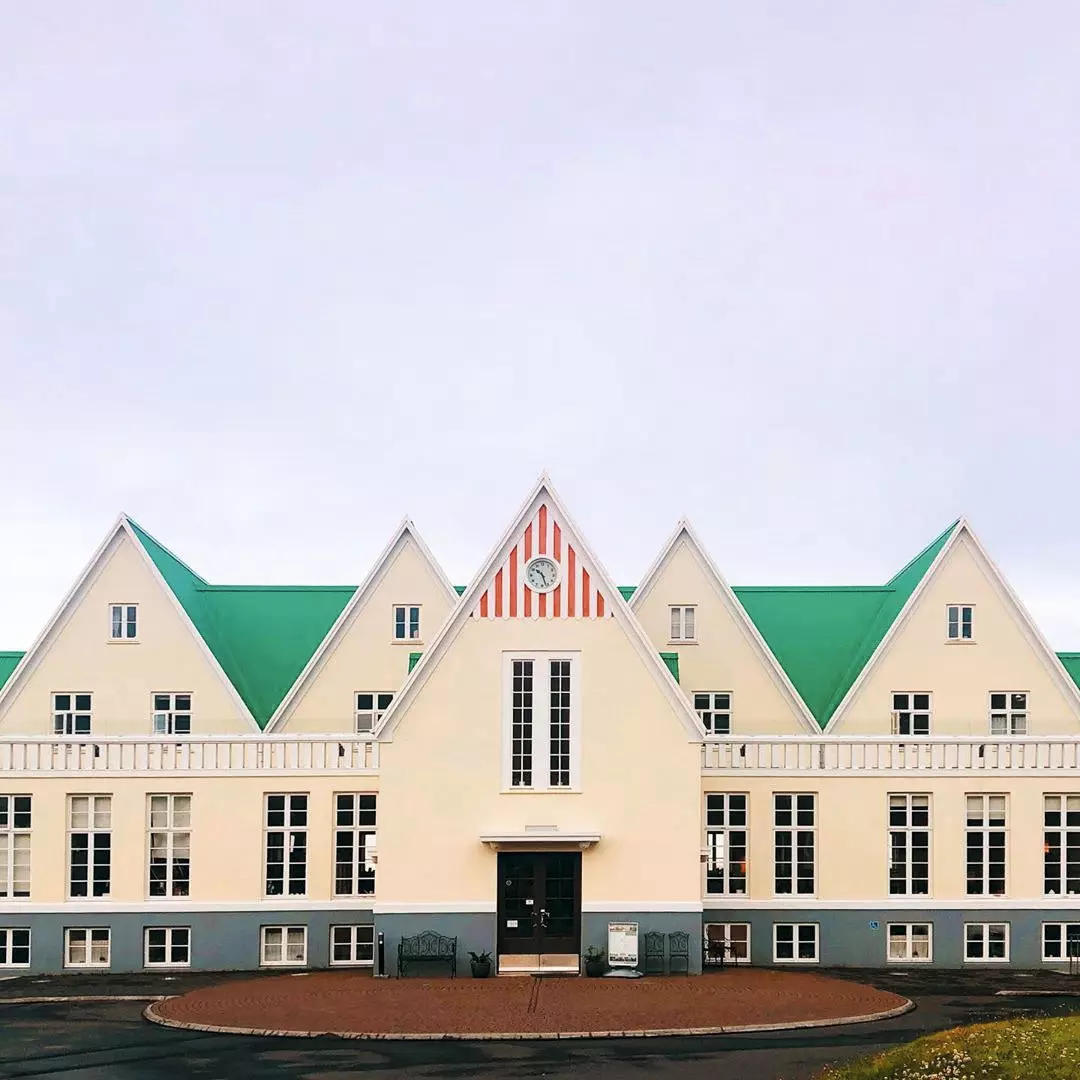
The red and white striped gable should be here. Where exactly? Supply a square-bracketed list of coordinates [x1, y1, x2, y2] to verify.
[472, 502, 610, 619]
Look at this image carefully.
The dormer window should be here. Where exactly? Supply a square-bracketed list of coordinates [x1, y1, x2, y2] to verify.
[110, 604, 138, 641]
[670, 606, 696, 642]
[947, 605, 973, 642]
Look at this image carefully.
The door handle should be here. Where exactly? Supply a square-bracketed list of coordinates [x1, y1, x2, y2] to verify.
[538, 908, 550, 930]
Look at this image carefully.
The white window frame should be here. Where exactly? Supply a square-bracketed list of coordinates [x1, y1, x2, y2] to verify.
[695, 692, 732, 736]
[68, 795, 111, 899]
[64, 927, 110, 968]
[330, 924, 375, 966]
[144, 926, 191, 968]
[963, 922, 1009, 963]
[501, 652, 581, 792]
[888, 794, 931, 896]
[354, 692, 393, 734]
[990, 692, 1028, 736]
[1043, 795, 1080, 897]
[773, 793, 816, 897]
[53, 692, 92, 736]
[946, 604, 974, 642]
[669, 605, 697, 642]
[0, 927, 30, 968]
[264, 794, 308, 898]
[152, 693, 191, 735]
[1042, 922, 1080, 963]
[109, 603, 138, 641]
[773, 922, 819, 964]
[392, 604, 421, 642]
[261, 925, 307, 966]
[703, 922, 750, 966]
[147, 794, 191, 898]
[0, 795, 31, 899]
[705, 793, 748, 896]
[891, 692, 931, 736]
[333, 793, 376, 897]
[886, 922, 932, 963]
[966, 793, 1007, 896]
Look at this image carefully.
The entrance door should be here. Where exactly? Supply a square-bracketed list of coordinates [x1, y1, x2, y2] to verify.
[496, 851, 581, 973]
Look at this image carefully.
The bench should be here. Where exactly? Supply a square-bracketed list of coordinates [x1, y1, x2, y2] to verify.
[397, 930, 458, 978]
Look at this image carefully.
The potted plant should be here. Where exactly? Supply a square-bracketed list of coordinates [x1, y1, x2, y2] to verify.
[469, 950, 492, 978]
[583, 945, 606, 977]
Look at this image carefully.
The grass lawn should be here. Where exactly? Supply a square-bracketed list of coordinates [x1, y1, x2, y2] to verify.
[819, 1014, 1080, 1079]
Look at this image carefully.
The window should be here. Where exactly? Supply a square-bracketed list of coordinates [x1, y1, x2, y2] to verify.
[990, 692, 1027, 736]
[261, 925, 306, 966]
[504, 654, 579, 790]
[152, 694, 191, 735]
[669, 606, 696, 642]
[0, 795, 31, 899]
[65, 928, 110, 968]
[144, 926, 190, 967]
[774, 923, 818, 963]
[110, 604, 138, 640]
[69, 795, 111, 898]
[265, 794, 307, 897]
[705, 794, 747, 895]
[964, 922, 1009, 962]
[966, 794, 1006, 896]
[947, 604, 973, 641]
[355, 693, 393, 734]
[695, 693, 732, 736]
[887, 923, 932, 963]
[334, 794, 376, 896]
[891, 693, 931, 736]
[889, 794, 930, 895]
[774, 794, 815, 895]
[148, 795, 190, 897]
[703, 923, 750, 965]
[1044, 795, 1080, 896]
[330, 924, 375, 966]
[0, 928, 30, 967]
[1043, 923, 1080, 962]
[393, 605, 421, 641]
[53, 693, 92, 736]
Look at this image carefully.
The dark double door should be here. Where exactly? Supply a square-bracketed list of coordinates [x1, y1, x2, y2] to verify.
[496, 852, 581, 971]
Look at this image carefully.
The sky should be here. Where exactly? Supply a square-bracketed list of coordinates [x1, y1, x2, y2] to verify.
[2, 3, 1080, 649]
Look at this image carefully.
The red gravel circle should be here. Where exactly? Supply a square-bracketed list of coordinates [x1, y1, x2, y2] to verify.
[152, 969, 908, 1036]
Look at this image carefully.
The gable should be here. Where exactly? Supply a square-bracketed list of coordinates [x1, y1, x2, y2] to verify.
[631, 532, 814, 734]
[0, 528, 253, 735]
[832, 528, 1080, 735]
[276, 529, 458, 733]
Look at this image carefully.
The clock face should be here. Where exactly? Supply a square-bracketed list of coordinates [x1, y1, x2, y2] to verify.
[525, 556, 560, 593]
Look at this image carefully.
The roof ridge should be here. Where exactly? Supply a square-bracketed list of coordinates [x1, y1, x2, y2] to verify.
[884, 519, 961, 587]
[125, 517, 209, 585]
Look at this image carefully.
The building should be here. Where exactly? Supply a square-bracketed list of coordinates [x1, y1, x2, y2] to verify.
[2, 475, 1080, 975]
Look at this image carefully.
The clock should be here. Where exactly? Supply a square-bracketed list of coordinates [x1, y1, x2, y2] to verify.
[525, 556, 560, 593]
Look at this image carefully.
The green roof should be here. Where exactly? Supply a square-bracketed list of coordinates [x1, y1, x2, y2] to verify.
[659, 651, 679, 683]
[618, 585, 637, 602]
[0, 652, 24, 692]
[453, 585, 466, 596]
[408, 651, 423, 673]
[733, 521, 958, 728]
[129, 520, 355, 729]
[1058, 654, 1080, 691]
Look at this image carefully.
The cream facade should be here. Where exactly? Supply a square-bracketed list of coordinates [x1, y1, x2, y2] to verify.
[3, 479, 1080, 974]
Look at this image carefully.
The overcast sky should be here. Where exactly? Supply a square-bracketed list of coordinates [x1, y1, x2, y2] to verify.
[2, 3, 1079, 650]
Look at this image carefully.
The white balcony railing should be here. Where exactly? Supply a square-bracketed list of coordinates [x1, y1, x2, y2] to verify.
[701, 736, 1080, 774]
[0, 736, 379, 776]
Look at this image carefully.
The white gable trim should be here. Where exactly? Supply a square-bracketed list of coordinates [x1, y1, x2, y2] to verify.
[825, 520, 1080, 733]
[0, 517, 259, 732]
[265, 518, 458, 731]
[374, 474, 706, 742]
[631, 519, 820, 734]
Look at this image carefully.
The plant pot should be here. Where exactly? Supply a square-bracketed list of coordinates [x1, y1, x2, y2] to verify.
[584, 959, 606, 977]
[471, 959, 492, 978]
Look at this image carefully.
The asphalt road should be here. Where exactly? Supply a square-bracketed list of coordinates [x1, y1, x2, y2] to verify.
[0, 992, 1078, 1080]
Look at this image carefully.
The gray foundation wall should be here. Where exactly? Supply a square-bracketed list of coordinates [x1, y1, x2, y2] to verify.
[583, 912, 703, 973]
[703, 908, 1080, 968]
[375, 913, 496, 975]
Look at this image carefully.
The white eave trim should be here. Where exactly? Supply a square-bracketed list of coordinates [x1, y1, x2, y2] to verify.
[479, 831, 602, 850]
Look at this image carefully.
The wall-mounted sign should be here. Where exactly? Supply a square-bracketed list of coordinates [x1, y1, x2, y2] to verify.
[868, 921, 880, 930]
[608, 922, 639, 967]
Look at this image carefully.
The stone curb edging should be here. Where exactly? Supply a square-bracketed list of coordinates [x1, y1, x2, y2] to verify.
[0, 995, 167, 1005]
[141, 996, 914, 1041]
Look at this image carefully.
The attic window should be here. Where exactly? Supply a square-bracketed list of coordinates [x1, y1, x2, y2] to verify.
[670, 606, 696, 642]
[947, 605, 973, 641]
[393, 606, 421, 642]
[110, 605, 138, 641]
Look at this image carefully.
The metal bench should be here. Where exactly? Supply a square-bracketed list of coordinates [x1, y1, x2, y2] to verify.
[397, 930, 458, 978]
